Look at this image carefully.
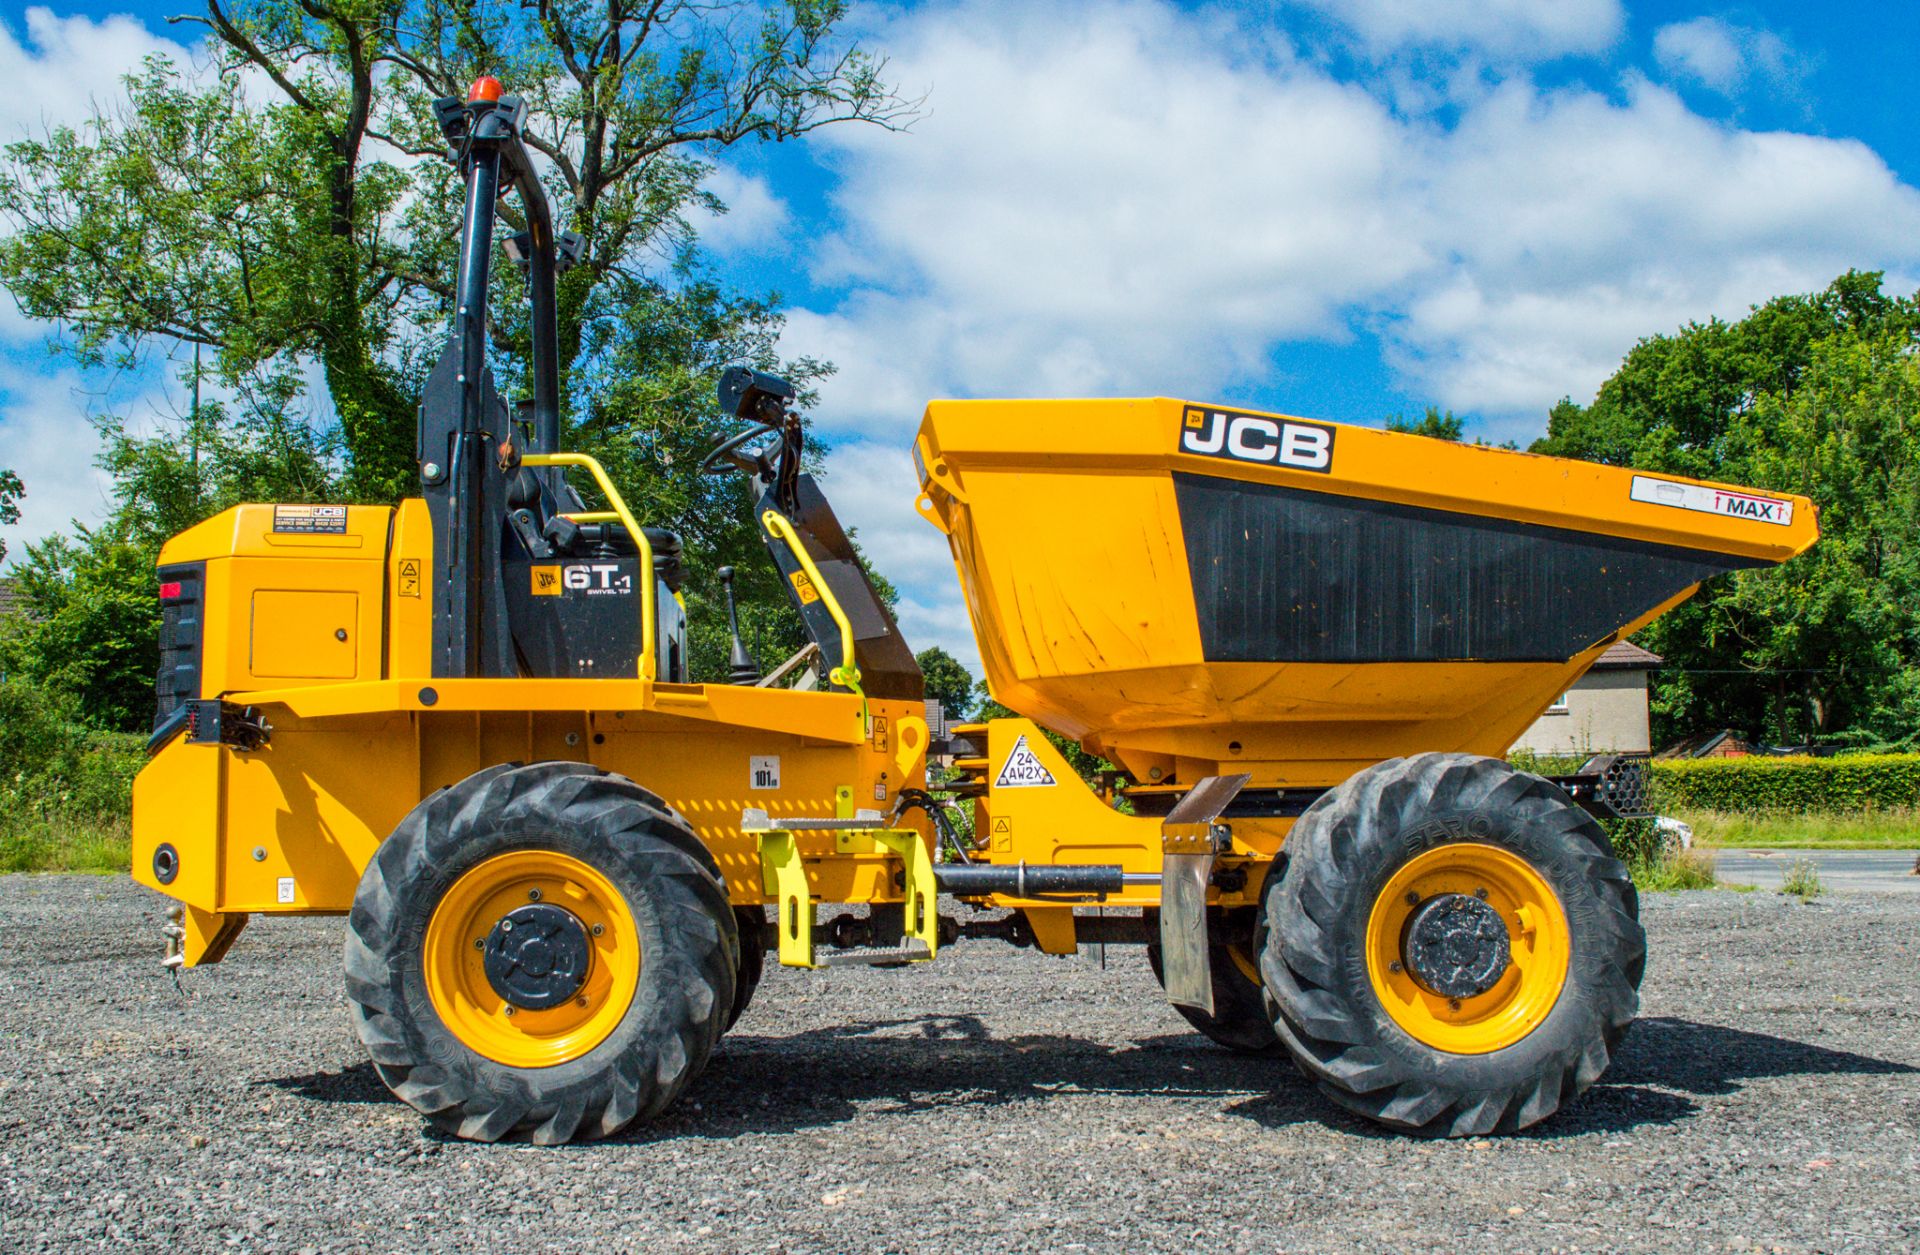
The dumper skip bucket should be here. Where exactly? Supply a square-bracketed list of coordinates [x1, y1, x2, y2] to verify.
[914, 398, 1816, 790]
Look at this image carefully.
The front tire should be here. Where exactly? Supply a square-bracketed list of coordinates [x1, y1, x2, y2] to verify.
[345, 762, 737, 1144]
[1261, 753, 1644, 1136]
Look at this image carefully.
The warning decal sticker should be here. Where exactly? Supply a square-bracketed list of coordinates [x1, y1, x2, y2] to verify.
[1630, 475, 1793, 526]
[994, 735, 1057, 788]
[272, 504, 347, 534]
[789, 570, 821, 605]
[399, 558, 422, 598]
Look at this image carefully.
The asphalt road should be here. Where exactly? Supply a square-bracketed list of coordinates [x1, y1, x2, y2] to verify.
[1, 875, 1917, 1254]
[1713, 849, 1920, 895]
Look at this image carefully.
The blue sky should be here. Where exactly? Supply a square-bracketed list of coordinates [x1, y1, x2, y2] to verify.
[1, 1, 1918, 672]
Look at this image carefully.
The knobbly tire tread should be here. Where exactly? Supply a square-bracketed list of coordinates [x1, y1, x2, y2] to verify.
[1145, 914, 1283, 1055]
[345, 761, 737, 1144]
[727, 907, 767, 1032]
[1260, 752, 1644, 1136]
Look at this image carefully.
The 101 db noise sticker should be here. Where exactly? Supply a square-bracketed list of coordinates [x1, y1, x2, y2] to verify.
[994, 735, 1056, 788]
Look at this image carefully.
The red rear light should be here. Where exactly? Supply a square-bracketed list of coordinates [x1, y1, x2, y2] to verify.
[469, 75, 503, 103]
[158, 581, 182, 601]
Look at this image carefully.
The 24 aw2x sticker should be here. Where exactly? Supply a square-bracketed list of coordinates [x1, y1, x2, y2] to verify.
[1629, 475, 1794, 527]
[1179, 405, 1334, 473]
[994, 735, 1057, 788]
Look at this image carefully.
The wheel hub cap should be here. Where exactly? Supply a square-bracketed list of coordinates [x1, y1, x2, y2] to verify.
[1403, 892, 1511, 999]
[483, 903, 591, 1010]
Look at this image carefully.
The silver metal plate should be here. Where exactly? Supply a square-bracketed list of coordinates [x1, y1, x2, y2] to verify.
[1158, 850, 1217, 1015]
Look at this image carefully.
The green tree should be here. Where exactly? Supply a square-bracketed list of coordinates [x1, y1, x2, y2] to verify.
[0, 1, 910, 503]
[915, 645, 974, 718]
[0, 3, 916, 723]
[0, 469, 20, 564]
[1385, 406, 1465, 440]
[0, 531, 161, 730]
[1533, 271, 1920, 747]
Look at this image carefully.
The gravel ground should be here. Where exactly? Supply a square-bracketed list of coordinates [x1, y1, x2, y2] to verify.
[2, 876, 1917, 1254]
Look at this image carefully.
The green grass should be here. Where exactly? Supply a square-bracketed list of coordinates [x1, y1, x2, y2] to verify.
[1627, 848, 1719, 891]
[1676, 807, 1920, 850]
[1780, 856, 1825, 902]
[0, 815, 131, 874]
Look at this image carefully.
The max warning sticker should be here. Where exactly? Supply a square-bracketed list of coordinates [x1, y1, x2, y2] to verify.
[749, 755, 781, 790]
[1630, 475, 1793, 526]
[994, 735, 1057, 788]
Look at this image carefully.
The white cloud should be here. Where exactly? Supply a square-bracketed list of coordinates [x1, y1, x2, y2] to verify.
[1394, 78, 1920, 426]
[688, 163, 792, 255]
[1653, 17, 1795, 96]
[0, 8, 192, 141]
[795, 0, 1421, 436]
[0, 361, 117, 561]
[783, 0, 1920, 626]
[817, 439, 981, 674]
[1291, 0, 1624, 60]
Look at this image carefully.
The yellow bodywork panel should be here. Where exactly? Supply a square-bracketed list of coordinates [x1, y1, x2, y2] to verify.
[251, 590, 359, 679]
[916, 396, 1819, 786]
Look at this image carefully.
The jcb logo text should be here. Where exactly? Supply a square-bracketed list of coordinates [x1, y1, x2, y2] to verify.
[1180, 406, 1335, 473]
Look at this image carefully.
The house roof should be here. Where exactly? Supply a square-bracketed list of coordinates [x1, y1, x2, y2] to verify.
[1592, 640, 1662, 670]
[0, 578, 20, 621]
[1655, 728, 1753, 759]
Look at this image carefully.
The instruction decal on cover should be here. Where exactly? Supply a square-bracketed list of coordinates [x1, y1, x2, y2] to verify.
[994, 735, 1057, 788]
[272, 504, 347, 534]
[1630, 475, 1793, 526]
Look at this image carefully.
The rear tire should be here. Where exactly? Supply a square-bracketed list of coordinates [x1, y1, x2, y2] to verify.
[727, 907, 767, 1031]
[1261, 753, 1643, 1136]
[345, 762, 737, 1144]
[1145, 912, 1282, 1055]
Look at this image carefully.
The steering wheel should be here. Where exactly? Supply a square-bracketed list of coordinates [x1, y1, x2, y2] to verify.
[698, 423, 781, 477]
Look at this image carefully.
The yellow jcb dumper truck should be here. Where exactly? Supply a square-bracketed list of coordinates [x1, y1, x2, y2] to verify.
[131, 83, 1818, 1143]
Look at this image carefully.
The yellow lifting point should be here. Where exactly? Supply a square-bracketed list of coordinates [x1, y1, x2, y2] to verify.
[743, 803, 938, 970]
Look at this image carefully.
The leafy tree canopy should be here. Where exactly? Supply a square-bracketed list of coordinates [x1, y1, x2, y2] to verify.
[1533, 271, 1920, 748]
[0, 469, 20, 564]
[915, 645, 974, 718]
[0, 1, 913, 728]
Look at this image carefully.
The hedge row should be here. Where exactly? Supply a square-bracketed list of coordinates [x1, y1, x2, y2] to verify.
[1651, 754, 1920, 815]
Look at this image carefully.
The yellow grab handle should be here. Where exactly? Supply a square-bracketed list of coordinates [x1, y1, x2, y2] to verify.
[523, 453, 657, 681]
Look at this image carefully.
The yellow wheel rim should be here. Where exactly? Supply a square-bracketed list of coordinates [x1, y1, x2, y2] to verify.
[1225, 942, 1263, 988]
[1365, 842, 1569, 1055]
[423, 850, 640, 1068]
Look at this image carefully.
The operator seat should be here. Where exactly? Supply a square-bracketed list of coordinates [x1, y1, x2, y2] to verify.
[504, 465, 685, 591]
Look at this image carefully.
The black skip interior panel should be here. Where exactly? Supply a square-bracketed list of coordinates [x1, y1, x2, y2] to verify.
[1173, 472, 1759, 664]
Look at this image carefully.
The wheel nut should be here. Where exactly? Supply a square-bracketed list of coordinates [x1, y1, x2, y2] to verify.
[577, 996, 588, 1008]
[501, 920, 513, 933]
[1474, 887, 1489, 900]
[528, 888, 542, 902]
[591, 923, 604, 937]
[1388, 960, 1403, 974]
[1448, 998, 1461, 1011]
[474, 938, 484, 950]
[1405, 891, 1420, 906]
[502, 1005, 515, 1017]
